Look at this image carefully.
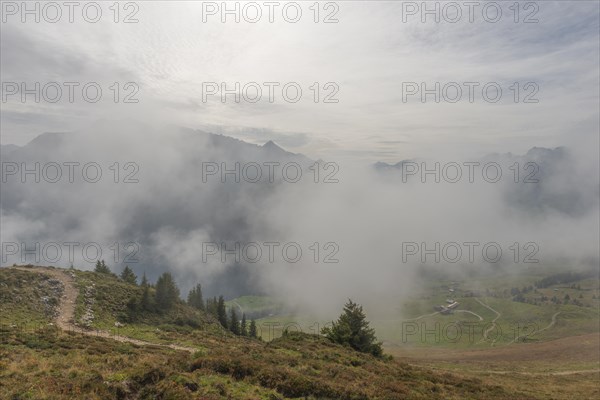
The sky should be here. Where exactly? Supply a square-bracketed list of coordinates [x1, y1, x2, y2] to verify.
[1, 0, 599, 162]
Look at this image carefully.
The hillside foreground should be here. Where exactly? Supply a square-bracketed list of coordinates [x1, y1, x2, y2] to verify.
[0, 265, 598, 399]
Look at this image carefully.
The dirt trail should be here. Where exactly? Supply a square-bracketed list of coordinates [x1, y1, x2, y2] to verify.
[475, 298, 501, 346]
[425, 365, 600, 377]
[540, 311, 561, 333]
[13, 267, 196, 353]
[478, 368, 600, 376]
[508, 311, 562, 345]
[404, 311, 440, 321]
[454, 310, 483, 321]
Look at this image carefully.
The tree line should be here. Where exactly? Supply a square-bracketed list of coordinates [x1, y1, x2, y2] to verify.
[94, 260, 257, 338]
[535, 270, 595, 288]
[95, 263, 384, 357]
[189, 284, 258, 338]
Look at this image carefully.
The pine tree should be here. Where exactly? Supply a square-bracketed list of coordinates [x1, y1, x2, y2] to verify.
[229, 307, 240, 335]
[209, 296, 218, 318]
[141, 272, 148, 286]
[249, 319, 257, 338]
[140, 284, 151, 311]
[187, 287, 196, 306]
[120, 266, 137, 285]
[155, 272, 180, 310]
[205, 297, 213, 315]
[217, 296, 228, 328]
[101, 260, 110, 274]
[94, 260, 111, 274]
[321, 299, 383, 357]
[196, 284, 204, 310]
[187, 283, 204, 310]
[205, 297, 214, 316]
[240, 313, 247, 336]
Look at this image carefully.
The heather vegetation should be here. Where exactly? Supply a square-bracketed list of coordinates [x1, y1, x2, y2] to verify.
[1, 265, 595, 399]
[0, 263, 540, 400]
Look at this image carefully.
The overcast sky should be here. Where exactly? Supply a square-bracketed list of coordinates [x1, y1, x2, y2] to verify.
[1, 1, 599, 162]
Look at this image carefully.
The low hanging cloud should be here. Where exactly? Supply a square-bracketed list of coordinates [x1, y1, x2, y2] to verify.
[1, 122, 597, 319]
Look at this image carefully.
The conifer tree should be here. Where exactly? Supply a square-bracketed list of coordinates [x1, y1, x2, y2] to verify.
[140, 284, 151, 311]
[187, 286, 196, 306]
[187, 283, 204, 310]
[249, 319, 257, 338]
[240, 313, 247, 336]
[229, 307, 240, 335]
[101, 260, 110, 273]
[321, 299, 383, 357]
[217, 296, 228, 328]
[94, 259, 111, 274]
[120, 266, 137, 285]
[207, 296, 219, 318]
[155, 272, 180, 310]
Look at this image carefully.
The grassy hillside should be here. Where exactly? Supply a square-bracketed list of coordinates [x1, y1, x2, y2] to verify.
[0, 265, 537, 399]
[0, 268, 63, 327]
[0, 326, 527, 399]
[70, 269, 224, 347]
